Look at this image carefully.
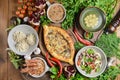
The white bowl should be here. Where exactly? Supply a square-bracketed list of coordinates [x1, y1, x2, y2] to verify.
[75, 46, 107, 78]
[7, 24, 39, 56]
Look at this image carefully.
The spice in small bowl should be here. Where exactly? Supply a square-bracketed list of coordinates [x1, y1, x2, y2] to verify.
[47, 3, 66, 23]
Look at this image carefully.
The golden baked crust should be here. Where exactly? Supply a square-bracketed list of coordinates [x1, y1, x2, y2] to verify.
[43, 25, 75, 65]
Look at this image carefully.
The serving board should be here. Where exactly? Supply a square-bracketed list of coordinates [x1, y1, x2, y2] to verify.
[21, 23, 77, 80]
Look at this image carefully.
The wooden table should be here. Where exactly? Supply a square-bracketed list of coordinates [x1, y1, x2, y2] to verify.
[0, 0, 120, 80]
[0, 0, 23, 80]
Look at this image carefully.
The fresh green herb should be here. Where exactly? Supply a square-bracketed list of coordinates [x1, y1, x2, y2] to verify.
[95, 33, 120, 59]
[16, 17, 21, 25]
[90, 65, 120, 80]
[58, 0, 117, 29]
[81, 65, 86, 70]
[84, 32, 93, 40]
[50, 67, 66, 80]
[6, 16, 22, 31]
[70, 73, 87, 80]
[40, 15, 50, 26]
[87, 49, 94, 54]
[74, 42, 84, 50]
[50, 65, 120, 80]
[86, 58, 93, 62]
[8, 51, 23, 69]
[71, 65, 120, 80]
[50, 67, 58, 79]
[96, 66, 100, 72]
[5, 25, 14, 31]
[50, 67, 58, 75]
[58, 0, 82, 29]
[57, 74, 66, 80]
[86, 65, 92, 73]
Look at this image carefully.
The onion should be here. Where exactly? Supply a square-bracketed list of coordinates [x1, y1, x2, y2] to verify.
[63, 66, 76, 79]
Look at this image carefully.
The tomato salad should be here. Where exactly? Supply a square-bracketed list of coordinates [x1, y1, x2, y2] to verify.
[77, 48, 102, 74]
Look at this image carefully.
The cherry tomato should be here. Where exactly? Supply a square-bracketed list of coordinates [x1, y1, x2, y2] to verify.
[31, 3, 34, 6]
[28, 11, 33, 15]
[28, 6, 32, 11]
[17, 6, 22, 10]
[29, 0, 33, 2]
[18, 0, 23, 4]
[34, 26, 39, 32]
[32, 7, 37, 11]
[16, 11, 20, 15]
[26, 2, 31, 6]
[23, 0, 27, 3]
[21, 9, 26, 14]
[23, 5, 27, 10]
[19, 14, 24, 18]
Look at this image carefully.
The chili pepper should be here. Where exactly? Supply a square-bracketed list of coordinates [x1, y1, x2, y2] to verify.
[50, 58, 63, 77]
[45, 52, 54, 67]
[73, 28, 93, 46]
[34, 26, 39, 32]
[84, 32, 93, 40]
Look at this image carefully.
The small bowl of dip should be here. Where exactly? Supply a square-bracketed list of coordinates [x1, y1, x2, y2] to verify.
[47, 3, 66, 23]
[79, 7, 106, 32]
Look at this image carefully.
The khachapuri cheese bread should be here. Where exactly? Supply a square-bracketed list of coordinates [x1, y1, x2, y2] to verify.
[43, 25, 75, 65]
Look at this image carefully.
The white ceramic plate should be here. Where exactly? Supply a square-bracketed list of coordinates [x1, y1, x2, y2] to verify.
[7, 24, 39, 56]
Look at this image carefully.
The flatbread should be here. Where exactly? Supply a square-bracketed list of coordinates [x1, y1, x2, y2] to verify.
[43, 25, 75, 65]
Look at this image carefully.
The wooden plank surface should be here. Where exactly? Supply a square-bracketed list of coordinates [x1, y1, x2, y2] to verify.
[0, 0, 120, 80]
[7, 0, 23, 80]
[0, 0, 8, 80]
[0, 0, 23, 80]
